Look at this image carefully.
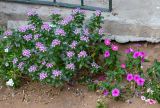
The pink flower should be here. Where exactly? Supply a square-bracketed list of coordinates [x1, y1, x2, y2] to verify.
[98, 28, 104, 35]
[12, 58, 18, 64]
[125, 48, 134, 54]
[52, 9, 60, 15]
[133, 51, 140, 58]
[4, 30, 12, 36]
[66, 51, 75, 58]
[35, 42, 47, 52]
[103, 90, 109, 96]
[112, 88, 120, 97]
[23, 34, 32, 41]
[41, 61, 46, 65]
[78, 51, 87, 58]
[121, 63, 126, 69]
[104, 39, 111, 46]
[60, 15, 74, 25]
[39, 72, 48, 80]
[136, 78, 145, 86]
[22, 49, 31, 58]
[46, 63, 53, 68]
[104, 50, 110, 58]
[127, 73, 133, 81]
[51, 39, 61, 47]
[66, 63, 75, 70]
[133, 74, 140, 82]
[41, 23, 51, 31]
[55, 28, 66, 36]
[147, 99, 156, 105]
[111, 44, 118, 51]
[83, 28, 89, 36]
[28, 65, 37, 72]
[52, 70, 62, 77]
[69, 41, 78, 49]
[27, 9, 37, 16]
[34, 34, 41, 40]
[80, 36, 89, 42]
[95, 10, 101, 16]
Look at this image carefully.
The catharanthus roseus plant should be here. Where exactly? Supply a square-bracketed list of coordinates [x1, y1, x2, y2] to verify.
[0, 9, 106, 87]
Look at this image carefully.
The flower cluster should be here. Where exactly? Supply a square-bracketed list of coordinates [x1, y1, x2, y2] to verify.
[127, 73, 145, 86]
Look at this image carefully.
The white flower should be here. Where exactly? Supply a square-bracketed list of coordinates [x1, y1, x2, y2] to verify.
[5, 62, 9, 67]
[141, 96, 146, 101]
[147, 88, 154, 94]
[6, 79, 14, 87]
[3, 36, 7, 39]
[4, 48, 9, 52]
[141, 66, 143, 69]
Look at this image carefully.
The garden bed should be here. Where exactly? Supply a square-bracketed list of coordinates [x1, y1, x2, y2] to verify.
[1, 9, 160, 108]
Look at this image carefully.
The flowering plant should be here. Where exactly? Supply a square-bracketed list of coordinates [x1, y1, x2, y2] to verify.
[143, 60, 160, 103]
[0, 9, 106, 87]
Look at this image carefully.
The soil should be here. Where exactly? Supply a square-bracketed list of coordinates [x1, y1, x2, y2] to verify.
[0, 42, 160, 108]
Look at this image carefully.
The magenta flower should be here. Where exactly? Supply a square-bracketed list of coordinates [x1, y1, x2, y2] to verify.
[22, 49, 31, 58]
[133, 51, 140, 58]
[39, 72, 48, 80]
[139, 51, 146, 58]
[127, 73, 133, 81]
[23, 34, 32, 41]
[52, 70, 62, 77]
[104, 50, 110, 58]
[112, 88, 120, 97]
[78, 51, 87, 58]
[28, 65, 37, 72]
[136, 78, 145, 86]
[51, 39, 61, 47]
[121, 63, 126, 69]
[111, 44, 118, 51]
[103, 90, 109, 96]
[133, 74, 140, 82]
[125, 48, 134, 54]
[66, 63, 75, 70]
[104, 39, 111, 46]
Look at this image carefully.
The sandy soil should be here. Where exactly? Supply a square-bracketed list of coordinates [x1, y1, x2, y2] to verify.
[0, 42, 160, 108]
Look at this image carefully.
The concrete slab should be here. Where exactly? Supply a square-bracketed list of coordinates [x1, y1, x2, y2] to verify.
[1, 1, 160, 43]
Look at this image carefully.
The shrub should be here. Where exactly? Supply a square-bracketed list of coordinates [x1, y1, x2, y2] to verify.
[0, 9, 107, 87]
